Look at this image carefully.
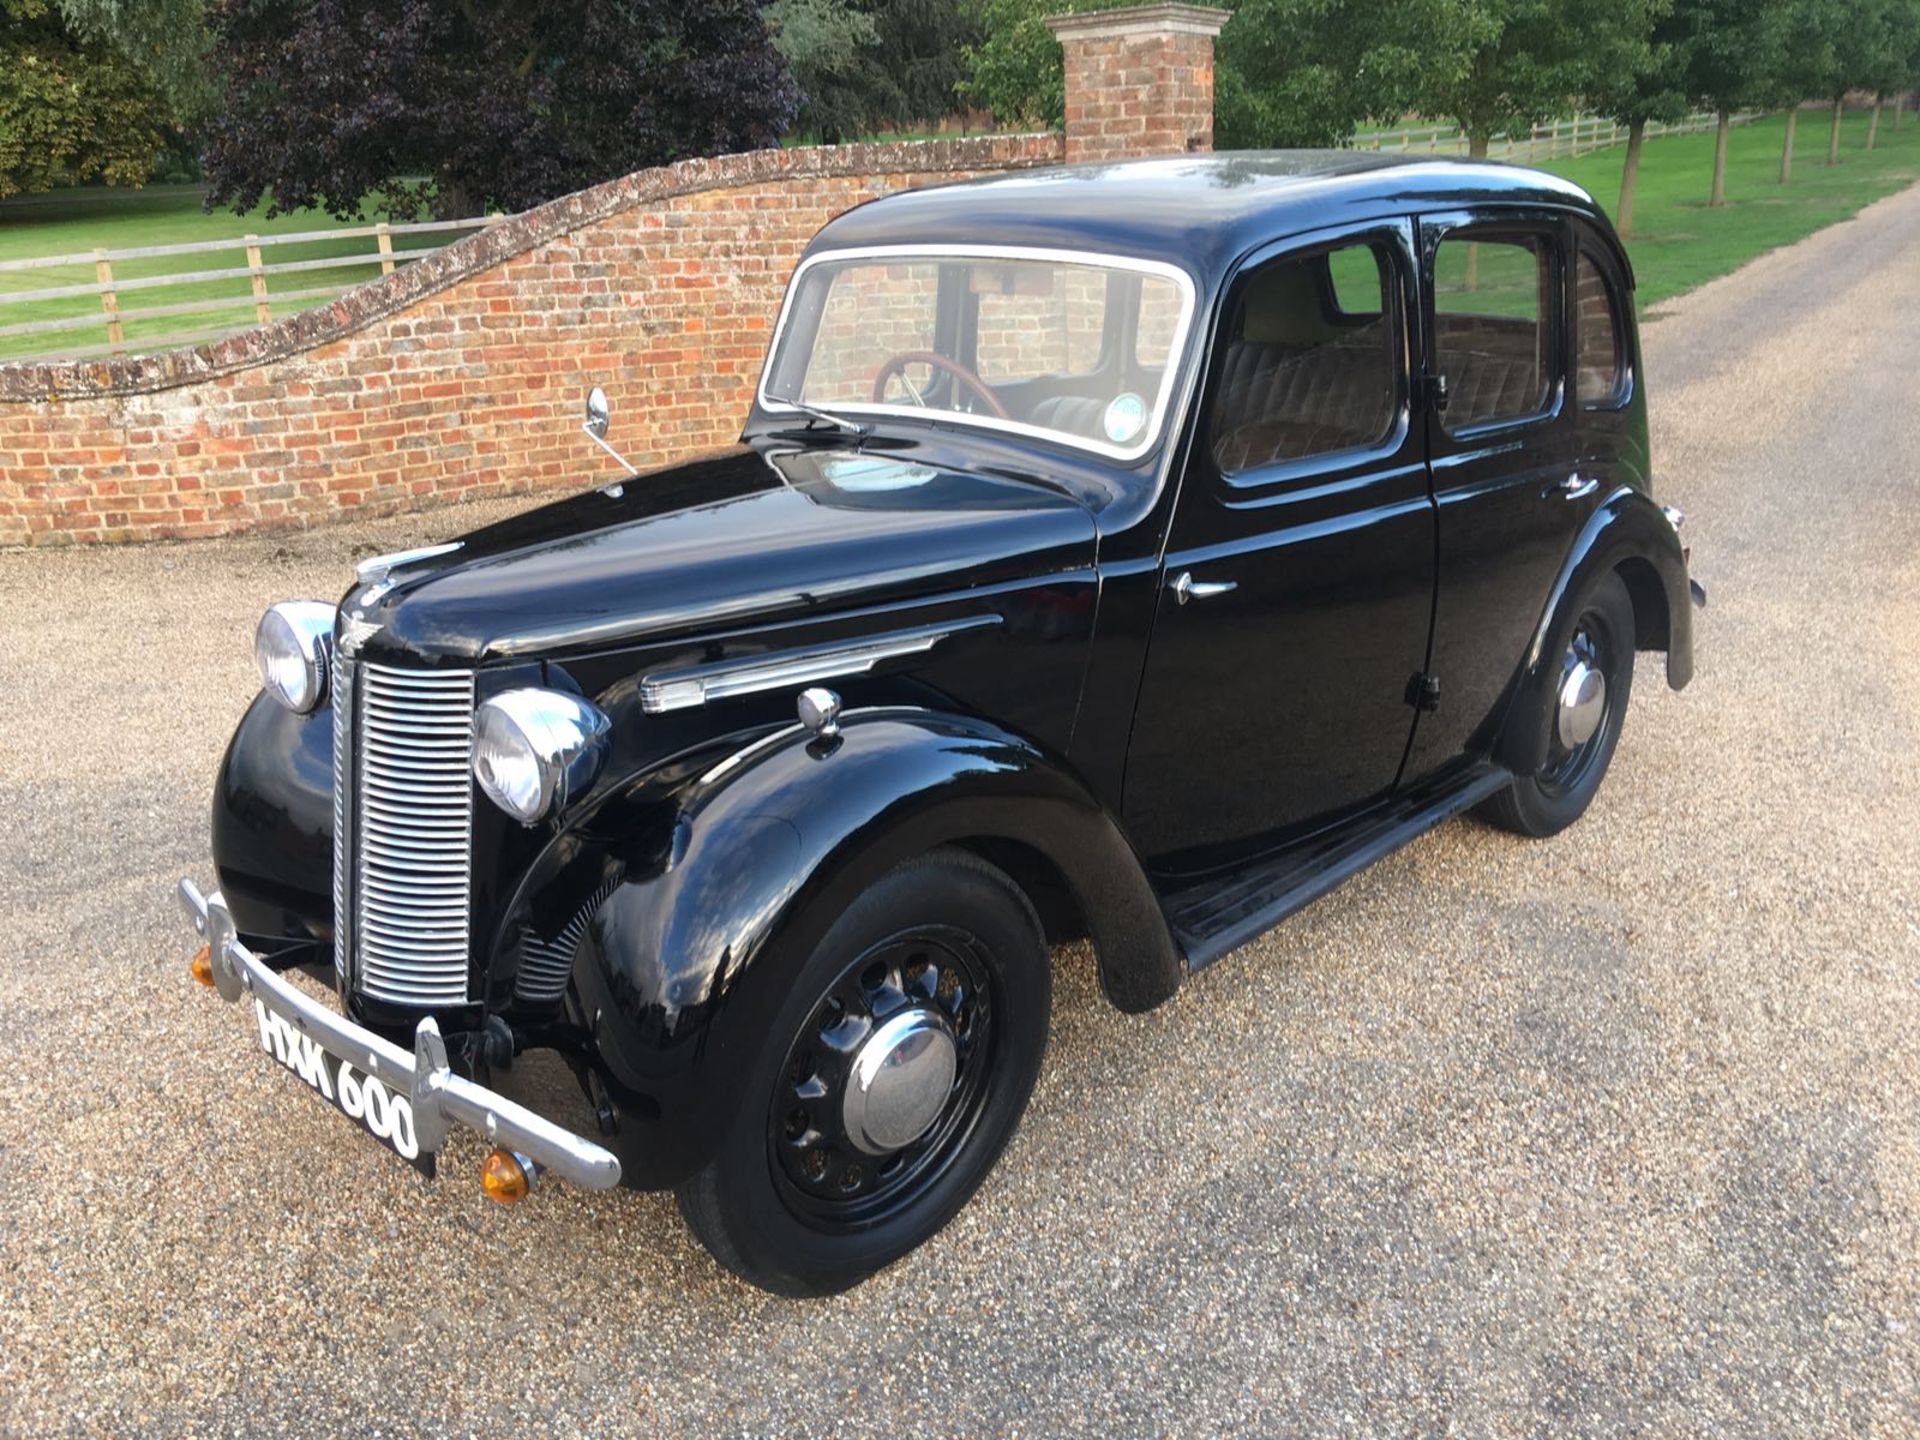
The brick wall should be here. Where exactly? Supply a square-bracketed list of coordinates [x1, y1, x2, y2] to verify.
[0, 2, 1227, 547]
[0, 140, 1060, 546]
[1048, 5, 1228, 164]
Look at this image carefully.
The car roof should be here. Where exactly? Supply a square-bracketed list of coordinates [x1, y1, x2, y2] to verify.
[805, 151, 1612, 287]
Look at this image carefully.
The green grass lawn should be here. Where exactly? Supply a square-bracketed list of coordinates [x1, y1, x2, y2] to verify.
[1535, 108, 1920, 308]
[0, 188, 468, 361]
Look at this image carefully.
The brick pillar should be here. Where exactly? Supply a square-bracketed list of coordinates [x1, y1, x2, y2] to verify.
[1046, 5, 1229, 164]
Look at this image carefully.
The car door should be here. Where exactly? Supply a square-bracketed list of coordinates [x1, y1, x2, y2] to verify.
[1399, 210, 1598, 781]
[1123, 219, 1436, 875]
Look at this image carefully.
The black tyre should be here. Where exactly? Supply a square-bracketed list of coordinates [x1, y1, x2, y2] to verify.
[1480, 569, 1636, 838]
[675, 848, 1050, 1296]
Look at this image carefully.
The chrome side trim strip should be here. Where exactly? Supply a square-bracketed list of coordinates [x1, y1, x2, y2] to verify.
[637, 615, 1002, 714]
[177, 879, 620, 1191]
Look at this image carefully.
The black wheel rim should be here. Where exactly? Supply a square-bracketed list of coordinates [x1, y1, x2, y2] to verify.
[768, 926, 997, 1230]
[1540, 609, 1616, 799]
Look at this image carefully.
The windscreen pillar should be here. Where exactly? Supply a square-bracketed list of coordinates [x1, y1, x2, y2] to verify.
[1046, 5, 1230, 164]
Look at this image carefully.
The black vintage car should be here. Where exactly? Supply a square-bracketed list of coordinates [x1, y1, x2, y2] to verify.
[178, 153, 1699, 1295]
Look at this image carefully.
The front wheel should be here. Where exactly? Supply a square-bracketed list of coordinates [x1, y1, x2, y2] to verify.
[1480, 569, 1636, 838]
[675, 848, 1050, 1296]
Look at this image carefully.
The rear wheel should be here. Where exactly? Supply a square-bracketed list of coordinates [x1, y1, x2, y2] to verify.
[675, 848, 1049, 1296]
[1481, 569, 1636, 838]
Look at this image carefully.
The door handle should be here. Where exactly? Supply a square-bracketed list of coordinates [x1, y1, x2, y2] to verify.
[1551, 473, 1599, 501]
[1170, 571, 1237, 606]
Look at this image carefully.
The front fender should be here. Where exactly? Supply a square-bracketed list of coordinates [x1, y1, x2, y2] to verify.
[210, 691, 334, 952]
[561, 707, 1179, 1189]
[1495, 486, 1694, 776]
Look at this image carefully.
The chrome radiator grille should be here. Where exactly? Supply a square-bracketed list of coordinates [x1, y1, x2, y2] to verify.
[330, 653, 353, 987]
[332, 660, 477, 1008]
[515, 877, 619, 1007]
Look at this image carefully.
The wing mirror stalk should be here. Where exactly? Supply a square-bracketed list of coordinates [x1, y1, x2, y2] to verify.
[582, 386, 640, 487]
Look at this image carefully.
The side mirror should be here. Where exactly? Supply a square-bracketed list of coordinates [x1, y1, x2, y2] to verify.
[579, 383, 636, 482]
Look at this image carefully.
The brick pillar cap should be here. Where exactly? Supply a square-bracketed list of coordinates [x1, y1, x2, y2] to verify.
[1044, 4, 1229, 41]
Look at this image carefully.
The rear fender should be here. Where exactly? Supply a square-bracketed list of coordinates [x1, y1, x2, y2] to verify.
[565, 707, 1180, 1188]
[1495, 486, 1694, 776]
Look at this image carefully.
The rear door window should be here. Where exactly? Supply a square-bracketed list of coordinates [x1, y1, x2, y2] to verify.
[1431, 229, 1557, 432]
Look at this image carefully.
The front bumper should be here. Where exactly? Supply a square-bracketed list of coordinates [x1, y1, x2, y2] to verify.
[175, 877, 622, 1191]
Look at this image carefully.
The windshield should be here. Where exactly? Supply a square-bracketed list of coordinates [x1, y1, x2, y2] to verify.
[759, 248, 1195, 460]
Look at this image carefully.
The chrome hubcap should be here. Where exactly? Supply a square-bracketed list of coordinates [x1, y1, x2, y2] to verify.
[1556, 655, 1606, 749]
[841, 1007, 958, 1155]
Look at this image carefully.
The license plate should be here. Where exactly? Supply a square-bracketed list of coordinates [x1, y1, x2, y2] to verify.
[253, 999, 436, 1177]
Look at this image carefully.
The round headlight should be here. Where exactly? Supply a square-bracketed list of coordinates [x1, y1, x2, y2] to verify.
[254, 601, 337, 714]
[472, 688, 611, 824]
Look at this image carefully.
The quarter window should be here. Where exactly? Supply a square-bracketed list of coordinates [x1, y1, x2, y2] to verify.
[1209, 239, 1400, 475]
[1432, 230, 1554, 431]
[1576, 248, 1627, 406]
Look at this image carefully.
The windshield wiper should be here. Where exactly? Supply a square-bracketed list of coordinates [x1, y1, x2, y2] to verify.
[771, 397, 872, 440]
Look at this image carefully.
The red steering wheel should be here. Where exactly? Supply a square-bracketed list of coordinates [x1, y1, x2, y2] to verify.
[870, 350, 1010, 420]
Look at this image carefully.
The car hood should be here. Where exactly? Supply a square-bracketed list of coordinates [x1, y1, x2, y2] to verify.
[345, 444, 1099, 664]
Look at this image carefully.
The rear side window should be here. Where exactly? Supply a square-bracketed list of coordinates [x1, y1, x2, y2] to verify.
[1431, 229, 1554, 432]
[1576, 248, 1628, 406]
[1210, 239, 1400, 475]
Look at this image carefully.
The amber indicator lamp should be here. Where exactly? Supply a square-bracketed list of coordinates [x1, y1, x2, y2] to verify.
[481, 1149, 537, 1204]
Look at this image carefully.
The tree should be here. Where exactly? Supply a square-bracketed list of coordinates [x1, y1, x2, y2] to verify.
[0, 0, 174, 198]
[1587, 0, 1688, 238]
[1409, 0, 1627, 161]
[1670, 0, 1784, 203]
[770, 0, 881, 142]
[1216, 0, 1440, 149]
[1855, 0, 1920, 148]
[772, 0, 979, 140]
[1768, 0, 1843, 184]
[201, 0, 799, 220]
[962, 0, 1139, 126]
[864, 0, 983, 129]
[54, 0, 215, 126]
[1820, 0, 1893, 160]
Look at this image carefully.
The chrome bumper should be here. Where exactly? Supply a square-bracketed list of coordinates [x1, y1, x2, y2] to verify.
[175, 877, 622, 1191]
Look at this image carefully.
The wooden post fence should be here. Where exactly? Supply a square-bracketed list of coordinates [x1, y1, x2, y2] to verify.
[0, 215, 497, 363]
[93, 250, 124, 354]
[244, 235, 270, 326]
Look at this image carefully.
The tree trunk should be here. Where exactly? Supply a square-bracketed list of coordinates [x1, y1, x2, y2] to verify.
[1709, 108, 1730, 206]
[1865, 97, 1881, 150]
[1465, 129, 1488, 290]
[435, 177, 482, 220]
[1828, 98, 1844, 164]
[1896, 93, 1906, 131]
[1617, 119, 1645, 238]
[1780, 107, 1797, 184]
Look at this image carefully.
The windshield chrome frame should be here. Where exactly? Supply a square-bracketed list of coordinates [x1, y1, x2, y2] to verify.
[757, 243, 1200, 464]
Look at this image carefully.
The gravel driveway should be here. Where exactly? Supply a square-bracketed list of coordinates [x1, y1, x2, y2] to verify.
[3, 181, 1918, 1439]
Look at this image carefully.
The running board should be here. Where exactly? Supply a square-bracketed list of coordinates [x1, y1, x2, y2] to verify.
[1167, 762, 1513, 973]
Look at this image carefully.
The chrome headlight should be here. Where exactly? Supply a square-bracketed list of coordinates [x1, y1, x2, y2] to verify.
[472, 688, 611, 824]
[254, 601, 337, 714]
